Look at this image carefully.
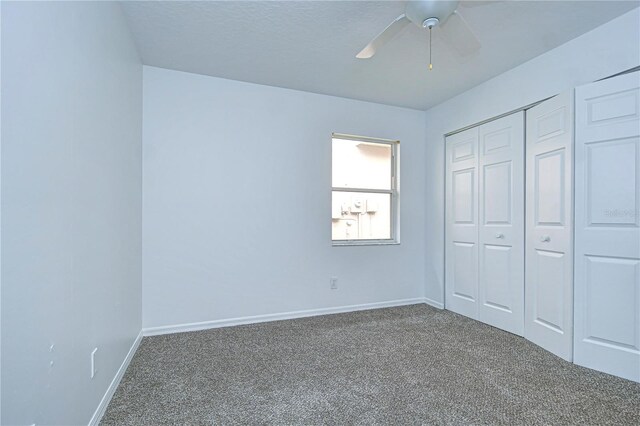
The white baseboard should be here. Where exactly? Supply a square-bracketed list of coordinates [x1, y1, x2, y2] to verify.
[88, 330, 143, 426]
[143, 297, 426, 337]
[87, 297, 444, 424]
[424, 297, 444, 310]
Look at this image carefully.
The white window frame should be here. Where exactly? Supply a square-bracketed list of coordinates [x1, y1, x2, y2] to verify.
[331, 133, 400, 246]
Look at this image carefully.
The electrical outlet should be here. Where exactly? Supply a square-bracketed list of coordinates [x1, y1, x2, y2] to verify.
[330, 277, 338, 290]
[91, 348, 98, 379]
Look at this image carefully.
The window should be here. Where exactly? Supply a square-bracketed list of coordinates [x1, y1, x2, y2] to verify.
[331, 133, 399, 245]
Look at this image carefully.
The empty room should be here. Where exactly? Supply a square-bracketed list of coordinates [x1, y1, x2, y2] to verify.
[2, 0, 640, 424]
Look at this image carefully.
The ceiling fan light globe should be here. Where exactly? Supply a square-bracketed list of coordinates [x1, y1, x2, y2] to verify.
[405, 0, 459, 26]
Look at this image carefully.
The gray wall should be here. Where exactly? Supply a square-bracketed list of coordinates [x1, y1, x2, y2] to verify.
[1, 2, 142, 424]
[423, 8, 640, 306]
[142, 66, 427, 330]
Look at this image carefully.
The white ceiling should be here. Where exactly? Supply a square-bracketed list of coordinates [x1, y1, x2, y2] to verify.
[121, 1, 639, 110]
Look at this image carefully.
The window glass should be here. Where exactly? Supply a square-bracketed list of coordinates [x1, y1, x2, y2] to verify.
[331, 192, 391, 240]
[331, 135, 398, 244]
[331, 138, 392, 190]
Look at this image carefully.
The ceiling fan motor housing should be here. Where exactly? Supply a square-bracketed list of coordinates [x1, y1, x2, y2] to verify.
[405, 0, 458, 27]
[423, 17, 440, 29]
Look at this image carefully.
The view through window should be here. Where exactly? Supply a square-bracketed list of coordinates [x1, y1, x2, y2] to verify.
[331, 134, 398, 244]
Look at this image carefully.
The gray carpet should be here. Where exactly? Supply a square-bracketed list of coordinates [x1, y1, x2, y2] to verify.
[102, 304, 640, 425]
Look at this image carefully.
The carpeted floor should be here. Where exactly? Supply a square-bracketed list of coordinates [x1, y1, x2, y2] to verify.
[101, 304, 640, 425]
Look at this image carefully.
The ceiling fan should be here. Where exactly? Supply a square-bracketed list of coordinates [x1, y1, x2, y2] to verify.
[356, 0, 486, 68]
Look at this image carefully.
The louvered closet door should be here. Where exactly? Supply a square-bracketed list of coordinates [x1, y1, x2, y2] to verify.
[574, 72, 640, 382]
[525, 91, 574, 361]
[446, 127, 479, 320]
[478, 112, 525, 336]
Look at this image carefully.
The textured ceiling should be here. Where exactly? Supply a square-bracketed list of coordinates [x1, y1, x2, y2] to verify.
[121, 1, 639, 110]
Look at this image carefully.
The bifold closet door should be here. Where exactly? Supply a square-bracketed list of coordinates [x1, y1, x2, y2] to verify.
[478, 112, 525, 336]
[525, 91, 574, 361]
[574, 72, 640, 382]
[446, 113, 525, 334]
[445, 127, 479, 320]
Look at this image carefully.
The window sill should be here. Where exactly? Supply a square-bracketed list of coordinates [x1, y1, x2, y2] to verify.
[332, 240, 400, 247]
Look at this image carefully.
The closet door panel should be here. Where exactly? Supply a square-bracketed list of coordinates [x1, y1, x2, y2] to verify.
[451, 242, 477, 302]
[446, 128, 479, 319]
[478, 112, 525, 335]
[482, 244, 512, 310]
[525, 91, 574, 360]
[533, 249, 566, 329]
[583, 139, 639, 255]
[574, 72, 640, 382]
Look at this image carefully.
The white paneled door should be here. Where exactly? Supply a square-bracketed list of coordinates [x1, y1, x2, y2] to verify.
[446, 127, 479, 320]
[574, 72, 640, 382]
[446, 112, 525, 335]
[478, 112, 525, 335]
[524, 91, 574, 361]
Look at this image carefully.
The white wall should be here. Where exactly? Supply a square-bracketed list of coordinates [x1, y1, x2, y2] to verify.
[424, 8, 640, 305]
[143, 66, 427, 329]
[1, 2, 142, 425]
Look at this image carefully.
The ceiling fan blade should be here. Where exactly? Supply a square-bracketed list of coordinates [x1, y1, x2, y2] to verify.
[356, 14, 411, 59]
[439, 10, 481, 57]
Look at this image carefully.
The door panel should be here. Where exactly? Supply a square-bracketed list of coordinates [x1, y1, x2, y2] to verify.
[478, 112, 525, 335]
[452, 139, 475, 161]
[535, 149, 565, 226]
[452, 242, 477, 301]
[525, 91, 574, 360]
[586, 139, 638, 227]
[446, 128, 479, 319]
[483, 162, 512, 224]
[585, 256, 639, 350]
[483, 127, 512, 153]
[453, 169, 475, 223]
[533, 249, 565, 332]
[575, 71, 640, 382]
[483, 244, 512, 311]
